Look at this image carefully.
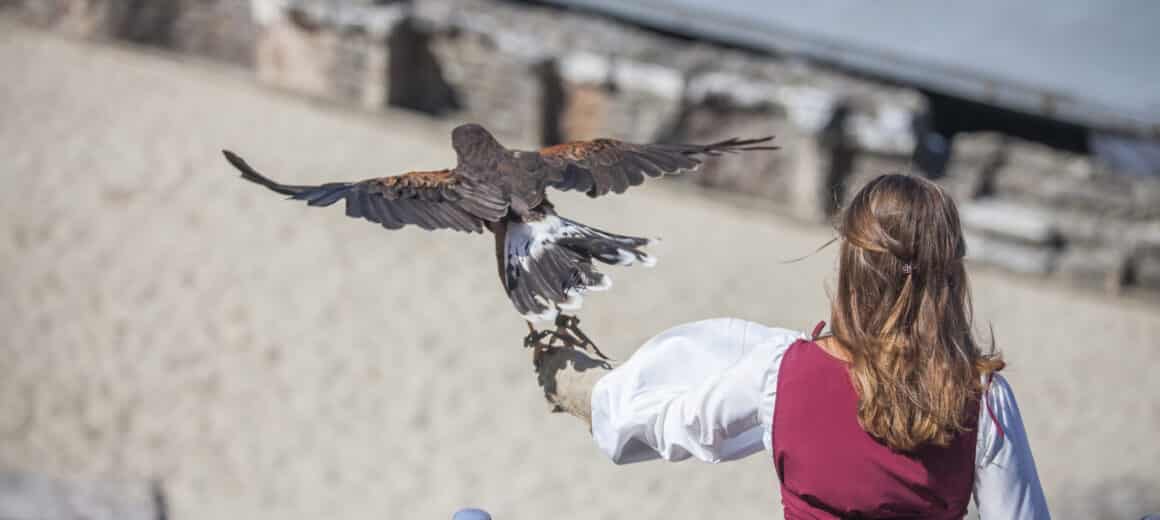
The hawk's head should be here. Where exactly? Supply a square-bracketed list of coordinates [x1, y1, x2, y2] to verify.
[451, 123, 503, 164]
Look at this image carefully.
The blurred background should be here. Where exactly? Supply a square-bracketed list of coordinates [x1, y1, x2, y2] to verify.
[1, 0, 1158, 518]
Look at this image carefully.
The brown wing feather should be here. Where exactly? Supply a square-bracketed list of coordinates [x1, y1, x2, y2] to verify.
[379, 169, 457, 190]
[538, 136, 777, 198]
[223, 150, 508, 234]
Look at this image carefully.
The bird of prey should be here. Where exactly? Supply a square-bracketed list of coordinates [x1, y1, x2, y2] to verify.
[223, 124, 775, 355]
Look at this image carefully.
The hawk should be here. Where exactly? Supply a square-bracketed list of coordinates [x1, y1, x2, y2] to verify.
[224, 124, 775, 355]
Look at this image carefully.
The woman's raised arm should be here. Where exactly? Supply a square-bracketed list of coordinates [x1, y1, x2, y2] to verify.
[536, 318, 803, 464]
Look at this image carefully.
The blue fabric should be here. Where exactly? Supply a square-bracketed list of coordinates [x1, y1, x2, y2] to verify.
[452, 508, 492, 520]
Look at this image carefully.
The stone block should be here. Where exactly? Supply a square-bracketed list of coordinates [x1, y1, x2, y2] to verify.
[21, 0, 164, 40]
[412, 0, 672, 63]
[1131, 246, 1160, 289]
[1049, 207, 1134, 247]
[170, 0, 255, 65]
[993, 136, 1160, 218]
[23, 0, 255, 63]
[335, 32, 390, 110]
[424, 28, 543, 146]
[1055, 245, 1128, 292]
[844, 94, 923, 156]
[674, 106, 797, 202]
[942, 132, 1006, 200]
[685, 71, 782, 112]
[555, 52, 684, 144]
[784, 131, 840, 223]
[963, 230, 1058, 275]
[959, 198, 1059, 246]
[254, 3, 401, 111]
[255, 15, 337, 99]
[1131, 220, 1160, 249]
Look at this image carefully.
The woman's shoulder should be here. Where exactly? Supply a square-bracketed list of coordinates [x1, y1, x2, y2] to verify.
[986, 372, 1017, 398]
[976, 371, 1027, 465]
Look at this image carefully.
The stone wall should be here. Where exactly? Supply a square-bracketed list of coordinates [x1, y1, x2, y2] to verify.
[14, 0, 1160, 293]
[21, 0, 256, 64]
[946, 133, 1160, 290]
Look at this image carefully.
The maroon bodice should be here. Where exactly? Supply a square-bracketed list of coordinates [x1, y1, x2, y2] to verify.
[771, 331, 979, 519]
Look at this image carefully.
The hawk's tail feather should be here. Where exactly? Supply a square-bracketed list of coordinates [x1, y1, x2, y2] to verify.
[223, 149, 354, 206]
[554, 217, 655, 267]
[662, 135, 779, 157]
[505, 215, 652, 323]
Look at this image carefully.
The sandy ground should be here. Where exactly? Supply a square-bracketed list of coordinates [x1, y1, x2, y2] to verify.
[1, 21, 1158, 520]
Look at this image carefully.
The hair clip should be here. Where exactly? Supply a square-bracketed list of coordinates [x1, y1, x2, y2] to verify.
[902, 263, 913, 275]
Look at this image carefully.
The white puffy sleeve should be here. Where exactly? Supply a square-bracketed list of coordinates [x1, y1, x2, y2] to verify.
[589, 318, 804, 464]
[973, 374, 1052, 519]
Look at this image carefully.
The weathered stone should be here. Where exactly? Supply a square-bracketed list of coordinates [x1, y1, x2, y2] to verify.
[0, 470, 161, 520]
[1131, 220, 1160, 249]
[255, 14, 340, 99]
[1054, 245, 1129, 293]
[844, 96, 923, 156]
[334, 32, 390, 110]
[170, 0, 255, 65]
[424, 27, 544, 146]
[672, 67, 863, 222]
[23, 0, 255, 63]
[1131, 246, 1160, 289]
[963, 230, 1058, 275]
[672, 105, 798, 205]
[22, 0, 139, 39]
[942, 132, 1006, 200]
[279, 0, 405, 40]
[956, 197, 1159, 288]
[254, 3, 402, 111]
[1049, 207, 1135, 247]
[959, 198, 1059, 246]
[993, 137, 1160, 218]
[412, 0, 679, 63]
[786, 134, 840, 223]
[685, 66, 924, 157]
[685, 71, 780, 111]
[555, 53, 684, 144]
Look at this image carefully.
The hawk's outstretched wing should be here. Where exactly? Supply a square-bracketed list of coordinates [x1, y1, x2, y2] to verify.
[223, 151, 508, 233]
[538, 136, 777, 198]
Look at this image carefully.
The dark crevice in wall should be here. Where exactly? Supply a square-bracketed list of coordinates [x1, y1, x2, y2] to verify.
[915, 89, 1092, 178]
[536, 58, 565, 146]
[924, 90, 1090, 153]
[387, 17, 461, 116]
[111, 0, 180, 46]
[821, 103, 856, 216]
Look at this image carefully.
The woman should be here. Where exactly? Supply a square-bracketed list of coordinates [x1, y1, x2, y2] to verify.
[534, 175, 1050, 519]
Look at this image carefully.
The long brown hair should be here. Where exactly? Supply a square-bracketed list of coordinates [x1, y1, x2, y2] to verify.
[830, 174, 1004, 452]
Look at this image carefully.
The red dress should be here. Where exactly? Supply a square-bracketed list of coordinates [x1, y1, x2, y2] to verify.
[771, 326, 979, 519]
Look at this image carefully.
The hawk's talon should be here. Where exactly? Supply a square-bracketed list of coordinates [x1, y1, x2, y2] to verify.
[551, 314, 610, 360]
[525, 326, 571, 370]
[527, 314, 610, 371]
